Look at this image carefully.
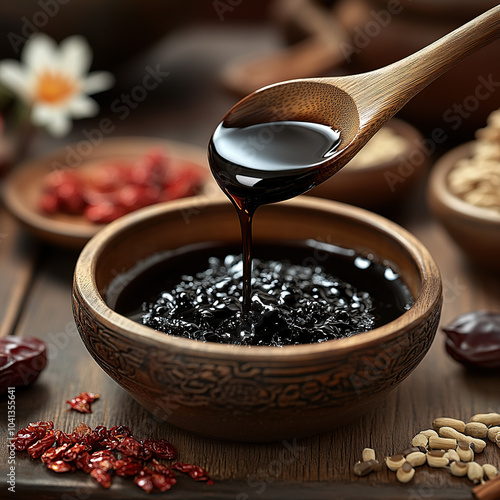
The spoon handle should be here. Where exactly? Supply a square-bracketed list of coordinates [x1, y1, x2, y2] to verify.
[346, 4, 500, 126]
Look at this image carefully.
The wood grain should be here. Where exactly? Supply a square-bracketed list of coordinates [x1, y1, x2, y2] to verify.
[0, 210, 38, 338]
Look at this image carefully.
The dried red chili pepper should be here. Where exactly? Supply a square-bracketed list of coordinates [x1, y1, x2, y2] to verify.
[170, 462, 214, 484]
[0, 336, 47, 394]
[66, 391, 100, 413]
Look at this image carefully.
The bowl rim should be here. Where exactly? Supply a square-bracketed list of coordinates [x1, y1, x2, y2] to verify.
[74, 196, 441, 360]
[429, 142, 500, 224]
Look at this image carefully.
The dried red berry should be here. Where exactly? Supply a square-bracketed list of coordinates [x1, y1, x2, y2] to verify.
[72, 423, 92, 438]
[41, 443, 70, 463]
[55, 430, 73, 446]
[61, 443, 86, 462]
[27, 431, 56, 459]
[150, 458, 176, 478]
[171, 462, 214, 484]
[67, 391, 100, 413]
[108, 425, 132, 438]
[75, 452, 92, 473]
[11, 430, 38, 451]
[12, 421, 213, 494]
[115, 436, 142, 458]
[114, 457, 143, 478]
[143, 438, 177, 460]
[90, 467, 112, 488]
[151, 472, 176, 492]
[89, 450, 116, 472]
[134, 469, 154, 493]
[47, 460, 75, 473]
[39, 150, 204, 224]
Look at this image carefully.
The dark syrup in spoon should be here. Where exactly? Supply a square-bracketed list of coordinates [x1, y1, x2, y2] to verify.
[208, 120, 341, 318]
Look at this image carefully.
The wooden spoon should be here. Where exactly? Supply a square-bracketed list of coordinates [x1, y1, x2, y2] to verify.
[220, 5, 500, 191]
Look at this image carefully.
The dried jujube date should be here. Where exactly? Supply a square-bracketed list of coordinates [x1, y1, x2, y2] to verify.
[442, 311, 500, 370]
[0, 336, 47, 393]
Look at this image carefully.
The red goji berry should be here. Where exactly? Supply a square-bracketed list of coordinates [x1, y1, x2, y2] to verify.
[41, 443, 70, 463]
[27, 431, 56, 459]
[75, 451, 92, 473]
[90, 468, 112, 488]
[67, 391, 99, 414]
[171, 462, 214, 484]
[142, 438, 177, 460]
[115, 436, 142, 458]
[47, 460, 75, 473]
[134, 469, 154, 493]
[114, 457, 143, 478]
[11, 430, 38, 451]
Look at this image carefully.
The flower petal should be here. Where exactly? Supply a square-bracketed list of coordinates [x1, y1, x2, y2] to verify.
[0, 61, 31, 100]
[23, 33, 58, 73]
[68, 95, 99, 118]
[59, 35, 92, 77]
[82, 71, 114, 95]
[31, 104, 72, 137]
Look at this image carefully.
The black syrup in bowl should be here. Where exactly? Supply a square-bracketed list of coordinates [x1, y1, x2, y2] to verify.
[113, 241, 413, 347]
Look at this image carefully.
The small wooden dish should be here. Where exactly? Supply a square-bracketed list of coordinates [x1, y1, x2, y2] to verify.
[73, 196, 442, 442]
[428, 142, 500, 271]
[308, 118, 428, 208]
[2, 137, 215, 249]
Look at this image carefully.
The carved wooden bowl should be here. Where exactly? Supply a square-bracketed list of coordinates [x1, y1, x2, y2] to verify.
[72, 197, 442, 442]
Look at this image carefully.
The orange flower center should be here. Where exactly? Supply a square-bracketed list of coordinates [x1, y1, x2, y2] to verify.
[35, 71, 77, 104]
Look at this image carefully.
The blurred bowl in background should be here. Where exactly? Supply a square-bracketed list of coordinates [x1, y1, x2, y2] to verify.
[2, 137, 216, 249]
[269, 0, 500, 135]
[308, 118, 428, 208]
[428, 142, 500, 271]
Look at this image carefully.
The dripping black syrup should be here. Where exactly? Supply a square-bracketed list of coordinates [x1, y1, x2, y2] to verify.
[207, 120, 342, 319]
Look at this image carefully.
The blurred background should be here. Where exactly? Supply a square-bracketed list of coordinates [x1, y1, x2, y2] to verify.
[0, 0, 499, 213]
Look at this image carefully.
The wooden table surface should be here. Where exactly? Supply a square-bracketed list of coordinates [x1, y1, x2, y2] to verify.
[1, 23, 500, 500]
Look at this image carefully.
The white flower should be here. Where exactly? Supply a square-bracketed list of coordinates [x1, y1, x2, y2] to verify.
[0, 34, 113, 137]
